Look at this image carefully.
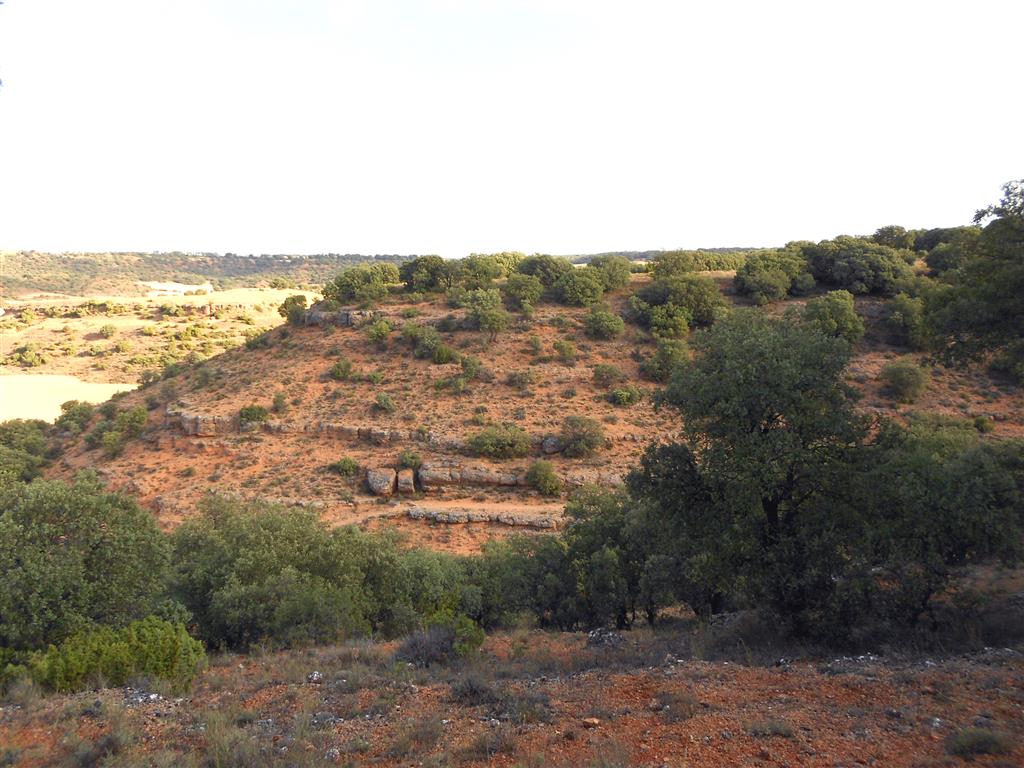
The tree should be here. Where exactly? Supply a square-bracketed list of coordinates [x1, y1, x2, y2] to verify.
[502, 273, 543, 312]
[554, 268, 605, 306]
[925, 180, 1024, 380]
[400, 255, 448, 292]
[460, 288, 509, 341]
[583, 306, 625, 339]
[589, 255, 632, 291]
[516, 254, 574, 291]
[800, 290, 864, 344]
[0, 475, 172, 651]
[872, 225, 915, 250]
[277, 294, 307, 325]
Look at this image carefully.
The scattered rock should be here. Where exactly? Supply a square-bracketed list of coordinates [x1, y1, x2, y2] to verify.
[306, 670, 323, 684]
[396, 468, 415, 494]
[587, 628, 625, 647]
[581, 717, 601, 728]
[366, 468, 397, 496]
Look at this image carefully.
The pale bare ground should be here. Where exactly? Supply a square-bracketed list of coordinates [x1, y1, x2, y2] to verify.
[0, 372, 135, 422]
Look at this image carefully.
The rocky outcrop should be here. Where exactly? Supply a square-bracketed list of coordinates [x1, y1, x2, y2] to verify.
[302, 308, 381, 327]
[541, 435, 564, 454]
[417, 460, 526, 490]
[396, 469, 416, 494]
[366, 467, 397, 496]
[407, 506, 559, 529]
[169, 407, 235, 436]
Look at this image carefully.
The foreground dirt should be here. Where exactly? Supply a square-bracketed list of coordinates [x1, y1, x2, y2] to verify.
[2, 629, 1022, 767]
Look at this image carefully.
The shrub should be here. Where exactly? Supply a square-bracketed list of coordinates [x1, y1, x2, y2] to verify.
[801, 290, 865, 344]
[734, 249, 809, 304]
[555, 268, 605, 306]
[608, 384, 642, 406]
[945, 728, 1013, 758]
[502, 273, 543, 311]
[271, 392, 287, 413]
[974, 415, 995, 433]
[366, 319, 392, 347]
[468, 424, 531, 459]
[516, 254, 574, 290]
[879, 360, 930, 403]
[398, 449, 422, 470]
[277, 295, 307, 325]
[629, 274, 725, 336]
[394, 625, 455, 667]
[323, 263, 398, 307]
[526, 461, 562, 496]
[748, 719, 794, 738]
[553, 339, 577, 363]
[99, 324, 117, 339]
[329, 358, 354, 380]
[589, 255, 633, 291]
[460, 288, 509, 341]
[26, 618, 205, 693]
[450, 673, 499, 706]
[527, 334, 543, 354]
[640, 338, 689, 382]
[804, 236, 914, 295]
[0, 476, 171, 652]
[239, 405, 269, 424]
[592, 363, 627, 388]
[560, 416, 606, 457]
[375, 393, 397, 413]
[505, 370, 534, 388]
[882, 293, 927, 349]
[328, 457, 359, 477]
[583, 307, 625, 339]
[432, 343, 459, 364]
[55, 400, 95, 434]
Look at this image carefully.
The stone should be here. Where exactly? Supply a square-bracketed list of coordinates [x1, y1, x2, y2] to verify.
[366, 468, 397, 496]
[397, 469, 415, 494]
[541, 435, 563, 454]
[581, 717, 601, 728]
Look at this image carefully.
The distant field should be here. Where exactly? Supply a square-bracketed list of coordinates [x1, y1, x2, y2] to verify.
[0, 373, 135, 422]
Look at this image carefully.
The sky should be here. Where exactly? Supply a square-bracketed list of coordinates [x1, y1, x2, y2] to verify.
[0, 0, 1021, 257]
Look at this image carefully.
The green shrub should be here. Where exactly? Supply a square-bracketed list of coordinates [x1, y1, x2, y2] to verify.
[553, 339, 577, 363]
[277, 294, 308, 325]
[468, 424, 531, 459]
[26, 617, 205, 693]
[239, 405, 269, 424]
[945, 728, 1013, 758]
[366, 319, 393, 347]
[329, 358, 354, 380]
[734, 249, 809, 304]
[804, 236, 914, 295]
[608, 384, 643, 406]
[554, 268, 605, 306]
[589, 255, 633, 290]
[272, 392, 287, 413]
[505, 370, 534, 388]
[527, 335, 543, 354]
[328, 457, 359, 477]
[801, 290, 864, 344]
[526, 461, 562, 496]
[55, 401, 95, 434]
[99, 324, 117, 339]
[879, 360, 930, 403]
[502, 273, 543, 311]
[974, 415, 995, 433]
[375, 393, 397, 413]
[583, 307, 625, 339]
[882, 293, 927, 349]
[398, 449, 422, 470]
[592, 364, 627, 388]
[640, 338, 689, 382]
[560, 416, 606, 457]
[432, 343, 459, 364]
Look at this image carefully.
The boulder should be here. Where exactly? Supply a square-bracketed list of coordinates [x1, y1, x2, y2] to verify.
[366, 468, 397, 496]
[397, 469, 416, 494]
[541, 435, 563, 455]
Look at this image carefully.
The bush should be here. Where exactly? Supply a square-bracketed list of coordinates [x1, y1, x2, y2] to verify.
[608, 384, 643, 406]
[329, 358, 354, 381]
[804, 236, 914, 295]
[0, 476, 171, 652]
[375, 392, 397, 413]
[239, 405, 269, 424]
[26, 617, 205, 693]
[640, 338, 689, 382]
[651, 250, 747, 278]
[629, 274, 726, 335]
[516, 254, 574, 291]
[323, 263, 398, 307]
[55, 401, 95, 434]
[398, 449, 422, 470]
[468, 424, 531, 459]
[394, 625, 456, 667]
[560, 416, 606, 457]
[99, 324, 117, 339]
[554, 268, 605, 306]
[945, 728, 1013, 758]
[502, 273, 543, 311]
[553, 339, 577, 363]
[526, 461, 562, 496]
[366, 319, 392, 347]
[277, 295, 307, 325]
[460, 288, 509, 340]
[882, 293, 927, 349]
[734, 249, 809, 304]
[583, 307, 625, 339]
[879, 360, 930, 403]
[801, 290, 864, 344]
[432, 343, 459, 364]
[328, 457, 359, 477]
[505, 370, 534, 388]
[589, 255, 633, 291]
[592, 363, 627, 388]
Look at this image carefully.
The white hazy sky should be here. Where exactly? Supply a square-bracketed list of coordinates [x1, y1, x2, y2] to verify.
[0, 0, 1020, 257]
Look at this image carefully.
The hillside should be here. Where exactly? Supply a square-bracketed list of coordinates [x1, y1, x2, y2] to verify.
[45, 272, 1024, 552]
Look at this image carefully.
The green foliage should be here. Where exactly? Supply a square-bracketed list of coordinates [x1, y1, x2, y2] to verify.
[592, 363, 627, 388]
[804, 236, 914, 295]
[733, 248, 811, 304]
[553, 339, 577, 363]
[271, 391, 287, 413]
[0, 476, 171, 651]
[800, 290, 865, 344]
[239, 404, 269, 423]
[397, 449, 422, 470]
[629, 275, 726, 336]
[640, 338, 689, 382]
[879, 360, 930, 403]
[923, 227, 981, 274]
[366, 319, 393, 347]
[323, 263, 399, 307]
[99, 324, 117, 339]
[329, 358, 354, 380]
[468, 424, 531, 459]
[588, 255, 632, 291]
[945, 728, 1013, 758]
[460, 288, 510, 340]
[583, 307, 625, 339]
[526, 461, 562, 496]
[608, 384, 643, 406]
[399, 255, 450, 292]
[515, 254, 574, 291]
[374, 392, 397, 413]
[505, 370, 534, 388]
[26, 617, 205, 693]
[882, 293, 927, 349]
[650, 250, 748, 279]
[0, 420, 50, 490]
[554, 268, 605, 306]
[502, 272, 543, 312]
[872, 225, 916, 250]
[328, 457, 359, 477]
[277, 294, 308, 325]
[560, 416, 605, 457]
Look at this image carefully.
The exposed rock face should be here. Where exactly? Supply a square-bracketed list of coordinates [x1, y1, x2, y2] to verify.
[366, 467, 397, 496]
[171, 408, 234, 436]
[417, 460, 525, 490]
[302, 308, 380, 327]
[407, 506, 558, 529]
[396, 469, 416, 494]
[541, 435, 564, 455]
